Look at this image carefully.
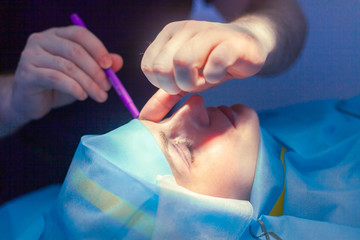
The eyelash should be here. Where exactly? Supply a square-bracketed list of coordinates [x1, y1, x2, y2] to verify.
[174, 139, 194, 163]
[160, 131, 194, 163]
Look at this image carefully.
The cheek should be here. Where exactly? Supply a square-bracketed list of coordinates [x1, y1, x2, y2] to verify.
[195, 134, 240, 162]
[197, 139, 246, 180]
[190, 135, 258, 199]
[191, 139, 238, 179]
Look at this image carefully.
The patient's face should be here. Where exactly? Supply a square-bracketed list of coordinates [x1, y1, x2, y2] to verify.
[141, 95, 260, 200]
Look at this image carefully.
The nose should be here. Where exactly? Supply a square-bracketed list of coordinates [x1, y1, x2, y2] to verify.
[171, 95, 209, 127]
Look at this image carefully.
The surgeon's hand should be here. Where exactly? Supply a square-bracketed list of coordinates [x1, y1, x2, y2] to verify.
[139, 89, 185, 122]
[11, 26, 123, 121]
[141, 20, 267, 95]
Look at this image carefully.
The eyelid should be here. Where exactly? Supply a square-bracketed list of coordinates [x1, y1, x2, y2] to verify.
[175, 138, 194, 162]
[160, 131, 194, 164]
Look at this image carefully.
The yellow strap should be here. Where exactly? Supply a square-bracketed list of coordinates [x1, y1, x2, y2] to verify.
[72, 168, 155, 238]
[269, 147, 287, 216]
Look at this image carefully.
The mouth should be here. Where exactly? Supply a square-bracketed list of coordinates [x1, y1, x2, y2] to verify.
[218, 106, 236, 127]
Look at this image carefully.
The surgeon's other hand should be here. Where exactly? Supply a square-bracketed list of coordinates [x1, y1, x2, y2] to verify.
[11, 26, 123, 121]
[141, 20, 267, 95]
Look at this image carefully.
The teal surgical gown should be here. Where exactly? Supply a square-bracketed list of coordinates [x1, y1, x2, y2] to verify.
[1, 96, 360, 239]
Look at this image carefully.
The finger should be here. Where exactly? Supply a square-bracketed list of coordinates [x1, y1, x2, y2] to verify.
[141, 21, 185, 89]
[141, 21, 183, 70]
[204, 39, 264, 83]
[173, 28, 224, 91]
[142, 69, 160, 89]
[31, 66, 88, 101]
[150, 24, 198, 93]
[155, 71, 181, 95]
[139, 89, 186, 122]
[203, 41, 235, 84]
[32, 31, 111, 92]
[53, 26, 112, 68]
[32, 49, 108, 102]
[110, 53, 123, 72]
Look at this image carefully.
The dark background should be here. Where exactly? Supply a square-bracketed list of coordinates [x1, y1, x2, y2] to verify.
[0, 0, 192, 204]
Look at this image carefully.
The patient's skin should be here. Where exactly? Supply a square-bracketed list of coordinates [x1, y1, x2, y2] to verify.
[141, 95, 259, 200]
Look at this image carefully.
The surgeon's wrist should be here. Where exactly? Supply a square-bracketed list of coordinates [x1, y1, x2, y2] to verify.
[231, 15, 276, 57]
[0, 75, 28, 137]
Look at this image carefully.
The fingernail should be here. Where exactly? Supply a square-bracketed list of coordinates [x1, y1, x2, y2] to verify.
[98, 91, 108, 102]
[80, 92, 88, 100]
[100, 55, 112, 69]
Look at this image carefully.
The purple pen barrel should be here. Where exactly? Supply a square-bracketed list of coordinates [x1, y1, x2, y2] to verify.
[104, 69, 139, 118]
[70, 14, 86, 28]
[70, 13, 139, 118]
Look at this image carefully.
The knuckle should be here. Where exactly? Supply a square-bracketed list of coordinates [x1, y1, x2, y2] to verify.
[45, 27, 57, 34]
[93, 68, 106, 81]
[152, 49, 179, 75]
[249, 47, 267, 66]
[85, 79, 98, 92]
[141, 54, 151, 71]
[16, 63, 31, 79]
[173, 55, 191, 68]
[159, 46, 173, 56]
[20, 48, 34, 59]
[203, 26, 217, 35]
[141, 62, 151, 73]
[210, 53, 228, 66]
[203, 67, 224, 84]
[47, 71, 62, 84]
[64, 61, 76, 73]
[28, 32, 42, 41]
[52, 56, 62, 66]
[152, 62, 172, 75]
[173, 44, 194, 67]
[182, 20, 196, 30]
[73, 27, 88, 41]
[178, 81, 195, 92]
[69, 44, 85, 58]
[19, 49, 40, 66]
[251, 54, 266, 67]
[163, 21, 178, 31]
[211, 44, 234, 67]
[27, 32, 44, 44]
[162, 23, 173, 32]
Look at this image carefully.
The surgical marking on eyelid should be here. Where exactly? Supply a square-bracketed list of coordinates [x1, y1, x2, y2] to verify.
[174, 144, 187, 164]
[184, 141, 194, 162]
[173, 143, 191, 171]
[175, 138, 194, 162]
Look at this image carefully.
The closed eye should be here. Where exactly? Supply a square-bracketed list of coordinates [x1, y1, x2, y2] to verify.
[175, 139, 194, 163]
[159, 131, 194, 164]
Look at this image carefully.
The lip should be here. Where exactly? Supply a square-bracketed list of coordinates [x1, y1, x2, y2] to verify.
[218, 106, 236, 127]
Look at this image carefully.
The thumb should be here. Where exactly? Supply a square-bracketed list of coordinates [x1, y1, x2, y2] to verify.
[139, 89, 186, 122]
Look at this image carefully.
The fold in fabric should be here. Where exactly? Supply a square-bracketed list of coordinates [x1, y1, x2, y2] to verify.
[2, 97, 360, 239]
[40, 120, 254, 239]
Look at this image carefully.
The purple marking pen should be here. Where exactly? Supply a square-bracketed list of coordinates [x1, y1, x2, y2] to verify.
[70, 13, 139, 118]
